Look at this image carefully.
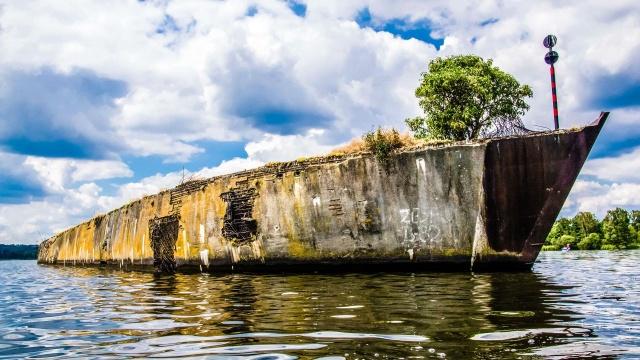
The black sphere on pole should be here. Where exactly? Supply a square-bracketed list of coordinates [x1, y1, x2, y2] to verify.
[543, 35, 557, 49]
[545, 51, 559, 65]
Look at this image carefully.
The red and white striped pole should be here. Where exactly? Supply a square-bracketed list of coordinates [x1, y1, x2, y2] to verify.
[544, 35, 560, 130]
[550, 63, 559, 129]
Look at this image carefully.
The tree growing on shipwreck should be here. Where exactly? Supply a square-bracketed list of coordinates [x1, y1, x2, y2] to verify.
[406, 55, 533, 140]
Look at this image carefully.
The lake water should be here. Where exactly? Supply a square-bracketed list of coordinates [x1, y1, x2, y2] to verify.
[0, 251, 639, 359]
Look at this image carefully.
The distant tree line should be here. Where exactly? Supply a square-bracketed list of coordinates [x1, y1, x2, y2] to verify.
[0, 244, 38, 260]
[544, 208, 640, 250]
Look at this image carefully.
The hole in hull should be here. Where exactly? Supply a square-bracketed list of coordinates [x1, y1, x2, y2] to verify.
[149, 215, 179, 273]
[220, 188, 258, 245]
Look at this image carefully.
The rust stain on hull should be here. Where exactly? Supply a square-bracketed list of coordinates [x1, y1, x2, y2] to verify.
[38, 113, 608, 272]
[475, 113, 607, 270]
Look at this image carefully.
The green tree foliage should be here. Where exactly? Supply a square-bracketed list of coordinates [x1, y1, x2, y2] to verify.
[546, 218, 575, 245]
[0, 244, 38, 260]
[406, 55, 533, 141]
[602, 208, 632, 249]
[630, 210, 640, 230]
[543, 209, 639, 251]
[630, 210, 640, 245]
[629, 226, 638, 249]
[577, 233, 602, 250]
[556, 235, 577, 248]
[572, 212, 600, 240]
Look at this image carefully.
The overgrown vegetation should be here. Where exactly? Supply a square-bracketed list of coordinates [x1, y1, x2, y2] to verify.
[362, 128, 403, 162]
[406, 55, 533, 141]
[328, 128, 453, 160]
[0, 244, 38, 260]
[542, 208, 640, 251]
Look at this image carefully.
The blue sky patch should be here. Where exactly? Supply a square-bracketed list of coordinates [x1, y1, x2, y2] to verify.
[246, 5, 258, 17]
[2, 137, 101, 159]
[589, 133, 640, 159]
[287, 0, 306, 17]
[238, 108, 331, 134]
[354, 7, 372, 25]
[355, 7, 444, 49]
[592, 79, 640, 109]
[0, 176, 46, 204]
[156, 14, 180, 34]
[480, 18, 499, 26]
[122, 140, 248, 180]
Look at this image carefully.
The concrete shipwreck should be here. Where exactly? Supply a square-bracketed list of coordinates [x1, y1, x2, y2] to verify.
[38, 113, 608, 272]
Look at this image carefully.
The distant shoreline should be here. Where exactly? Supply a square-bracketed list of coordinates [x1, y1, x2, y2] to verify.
[0, 244, 38, 260]
[0, 259, 36, 260]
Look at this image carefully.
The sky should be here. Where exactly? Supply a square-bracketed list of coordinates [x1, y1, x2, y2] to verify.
[0, 0, 639, 245]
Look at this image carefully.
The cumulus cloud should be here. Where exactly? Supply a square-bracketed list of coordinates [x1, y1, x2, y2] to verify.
[565, 180, 640, 218]
[244, 129, 335, 162]
[0, 183, 110, 244]
[0, 148, 270, 244]
[561, 144, 640, 216]
[2, 0, 639, 155]
[23, 157, 133, 192]
[582, 146, 640, 183]
[0, 0, 435, 161]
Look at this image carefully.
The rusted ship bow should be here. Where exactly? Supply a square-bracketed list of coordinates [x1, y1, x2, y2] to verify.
[38, 113, 608, 272]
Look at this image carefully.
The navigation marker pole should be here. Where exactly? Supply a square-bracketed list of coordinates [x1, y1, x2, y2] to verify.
[544, 35, 560, 130]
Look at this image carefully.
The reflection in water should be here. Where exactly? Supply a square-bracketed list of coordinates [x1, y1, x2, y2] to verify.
[0, 251, 639, 359]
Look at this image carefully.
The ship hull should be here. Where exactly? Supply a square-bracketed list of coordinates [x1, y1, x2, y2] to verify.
[38, 113, 608, 272]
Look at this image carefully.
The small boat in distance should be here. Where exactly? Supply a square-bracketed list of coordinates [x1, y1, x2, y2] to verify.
[38, 113, 609, 272]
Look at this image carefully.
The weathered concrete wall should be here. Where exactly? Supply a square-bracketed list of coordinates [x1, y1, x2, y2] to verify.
[38, 113, 607, 272]
[39, 145, 486, 268]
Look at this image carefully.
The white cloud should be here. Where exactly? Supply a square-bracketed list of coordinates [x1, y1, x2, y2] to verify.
[197, 158, 265, 178]
[0, 183, 109, 244]
[23, 157, 133, 192]
[582, 146, 640, 183]
[1, 0, 638, 155]
[244, 128, 334, 162]
[103, 129, 334, 208]
[563, 144, 640, 217]
[565, 180, 640, 218]
[0, 0, 437, 160]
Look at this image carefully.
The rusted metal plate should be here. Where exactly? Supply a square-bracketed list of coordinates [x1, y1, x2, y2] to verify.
[479, 112, 608, 269]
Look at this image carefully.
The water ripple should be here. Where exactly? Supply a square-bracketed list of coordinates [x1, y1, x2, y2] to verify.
[0, 251, 638, 358]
